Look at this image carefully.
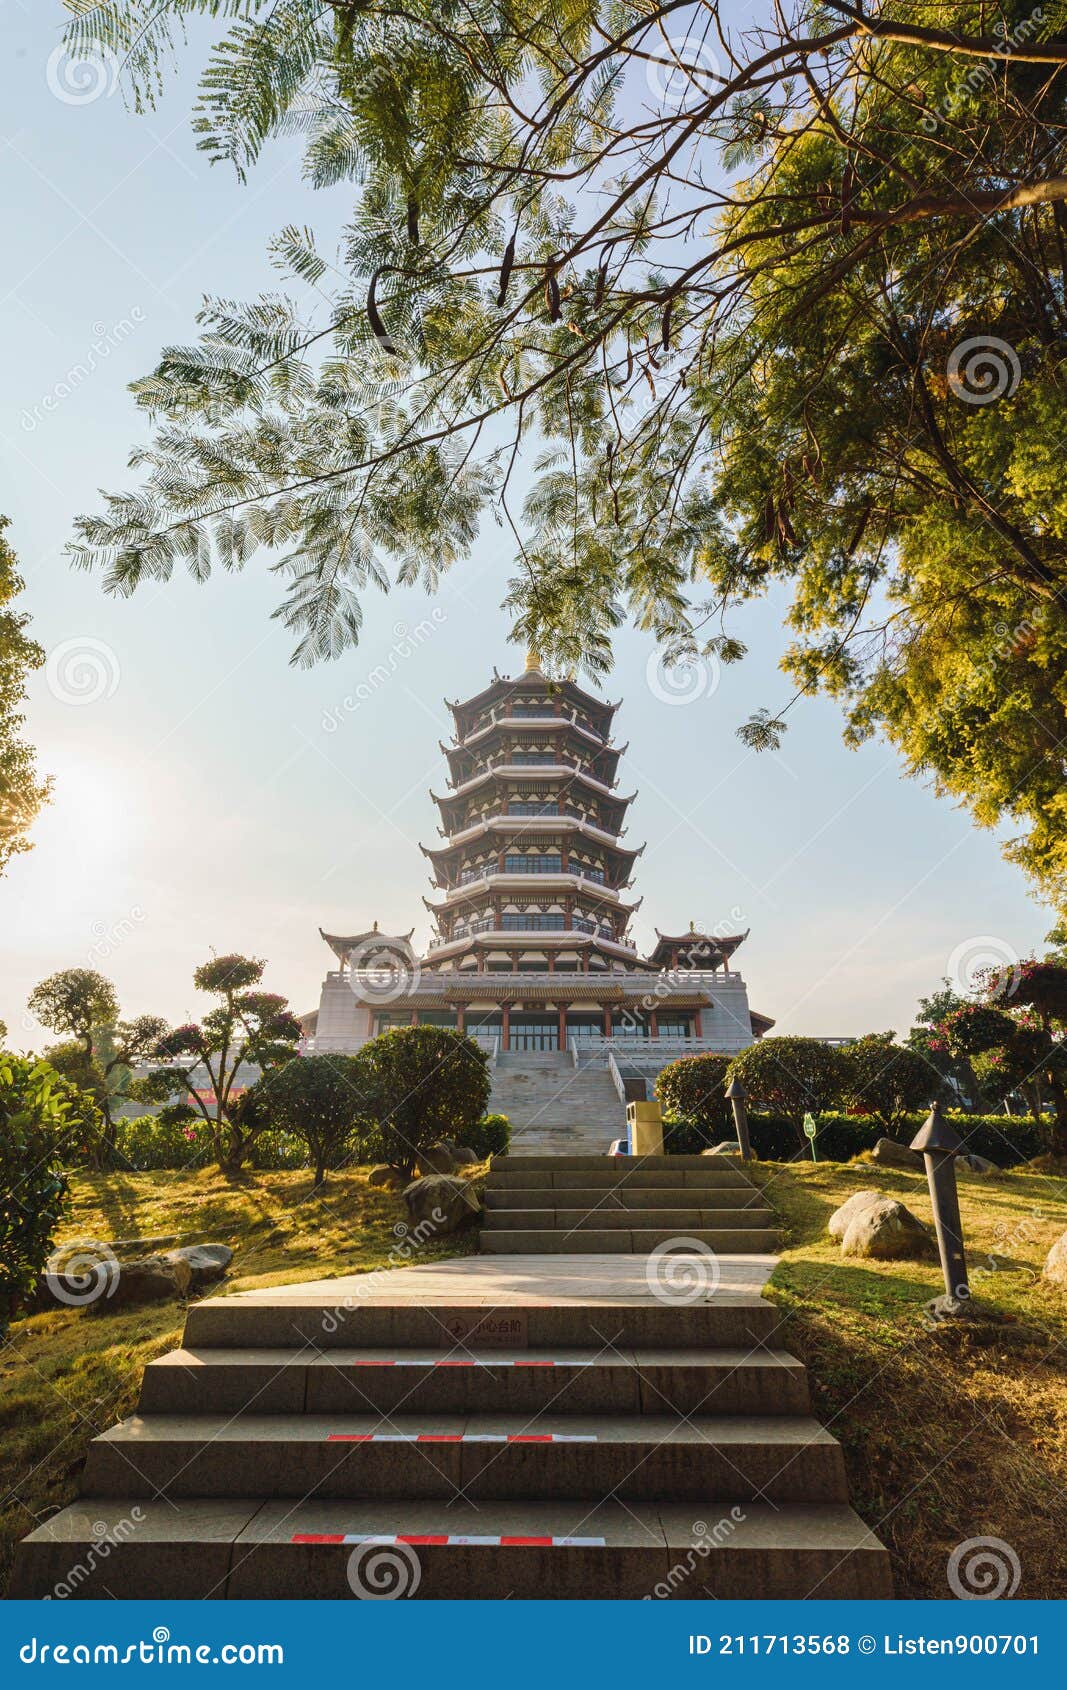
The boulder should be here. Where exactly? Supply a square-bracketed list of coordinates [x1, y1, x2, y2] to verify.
[163, 1243, 232, 1291]
[367, 1164, 405, 1188]
[840, 1197, 937, 1261]
[828, 1189, 884, 1240]
[452, 1147, 479, 1166]
[1042, 1231, 1067, 1286]
[403, 1175, 482, 1237]
[416, 1143, 459, 1175]
[703, 1142, 741, 1156]
[36, 1252, 194, 1312]
[869, 1136, 923, 1171]
[958, 1153, 998, 1174]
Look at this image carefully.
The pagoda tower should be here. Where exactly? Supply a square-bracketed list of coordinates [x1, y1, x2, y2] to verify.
[310, 654, 771, 1058]
[421, 651, 643, 978]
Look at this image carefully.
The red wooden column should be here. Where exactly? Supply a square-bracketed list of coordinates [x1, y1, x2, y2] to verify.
[694, 1008, 703, 1039]
[557, 1003, 569, 1051]
[502, 1004, 511, 1050]
[602, 1006, 612, 1038]
[409, 1009, 419, 1026]
[650, 1010, 659, 1039]
[455, 1007, 465, 1035]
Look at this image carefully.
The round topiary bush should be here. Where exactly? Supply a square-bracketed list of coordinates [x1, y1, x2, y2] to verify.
[654, 1054, 733, 1147]
[463, 1113, 511, 1159]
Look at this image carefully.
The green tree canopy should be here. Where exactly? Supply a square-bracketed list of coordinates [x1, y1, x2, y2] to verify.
[838, 1031, 933, 1134]
[65, 2, 1067, 907]
[0, 519, 49, 874]
[146, 953, 302, 1171]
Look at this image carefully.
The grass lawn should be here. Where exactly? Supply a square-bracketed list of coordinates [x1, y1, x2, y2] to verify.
[0, 1164, 481, 1596]
[752, 1155, 1067, 1599]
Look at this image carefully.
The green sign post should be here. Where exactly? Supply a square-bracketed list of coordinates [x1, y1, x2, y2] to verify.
[802, 1113, 819, 1163]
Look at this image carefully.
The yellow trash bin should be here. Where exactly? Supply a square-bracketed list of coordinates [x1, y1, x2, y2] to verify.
[625, 1100, 664, 1156]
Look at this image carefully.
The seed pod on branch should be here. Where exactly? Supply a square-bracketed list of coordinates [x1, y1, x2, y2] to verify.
[406, 197, 420, 244]
[497, 232, 516, 307]
[367, 268, 398, 354]
[545, 269, 561, 321]
[661, 296, 673, 351]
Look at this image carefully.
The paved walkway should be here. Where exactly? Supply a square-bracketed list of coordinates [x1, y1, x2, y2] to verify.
[225, 1253, 777, 1306]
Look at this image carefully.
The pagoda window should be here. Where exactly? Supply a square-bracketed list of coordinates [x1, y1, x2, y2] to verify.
[504, 852, 562, 875]
[510, 751, 555, 766]
[508, 801, 558, 817]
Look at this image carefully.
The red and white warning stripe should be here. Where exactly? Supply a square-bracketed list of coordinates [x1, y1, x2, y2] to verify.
[347, 1358, 558, 1368]
[326, 1432, 597, 1443]
[292, 1533, 606, 1547]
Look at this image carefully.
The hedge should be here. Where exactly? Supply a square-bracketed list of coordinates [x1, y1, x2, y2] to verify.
[663, 1111, 1047, 1167]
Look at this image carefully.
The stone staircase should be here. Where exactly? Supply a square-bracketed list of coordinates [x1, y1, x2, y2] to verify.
[10, 1245, 891, 1600]
[10, 1155, 892, 1602]
[488, 1051, 623, 1154]
[482, 1154, 779, 1254]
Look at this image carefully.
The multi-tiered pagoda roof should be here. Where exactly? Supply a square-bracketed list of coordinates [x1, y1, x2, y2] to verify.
[422, 652, 647, 975]
[312, 653, 771, 1055]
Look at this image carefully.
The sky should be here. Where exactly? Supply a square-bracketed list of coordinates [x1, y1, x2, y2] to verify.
[0, 3, 1052, 1049]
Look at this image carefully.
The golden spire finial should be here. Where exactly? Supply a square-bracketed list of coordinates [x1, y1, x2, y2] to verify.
[524, 647, 541, 673]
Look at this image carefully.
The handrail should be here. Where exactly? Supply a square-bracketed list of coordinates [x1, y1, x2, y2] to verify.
[489, 1037, 499, 1071]
[607, 1050, 627, 1105]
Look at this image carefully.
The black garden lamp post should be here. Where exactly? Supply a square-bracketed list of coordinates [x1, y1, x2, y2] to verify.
[910, 1101, 970, 1316]
[725, 1075, 752, 1162]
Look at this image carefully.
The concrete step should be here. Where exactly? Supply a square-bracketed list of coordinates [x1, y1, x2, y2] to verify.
[491, 1155, 735, 1171]
[486, 1185, 766, 1209]
[489, 1169, 754, 1189]
[483, 1208, 775, 1230]
[140, 1346, 811, 1418]
[11, 1498, 892, 1599]
[482, 1228, 780, 1254]
[181, 1296, 781, 1352]
[82, 1413, 848, 1504]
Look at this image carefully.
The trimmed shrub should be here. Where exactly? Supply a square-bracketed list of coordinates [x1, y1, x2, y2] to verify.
[351, 1027, 492, 1177]
[241, 1054, 372, 1184]
[726, 1037, 847, 1139]
[463, 1113, 511, 1159]
[654, 1054, 732, 1140]
[113, 1112, 212, 1171]
[743, 1111, 1043, 1166]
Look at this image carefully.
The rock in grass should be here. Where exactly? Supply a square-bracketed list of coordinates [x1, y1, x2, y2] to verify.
[164, 1243, 232, 1291]
[1042, 1231, 1067, 1285]
[958, 1153, 998, 1174]
[840, 1196, 937, 1261]
[367, 1164, 405, 1188]
[827, 1190, 884, 1239]
[416, 1143, 460, 1175]
[403, 1174, 481, 1236]
[869, 1137, 923, 1171]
